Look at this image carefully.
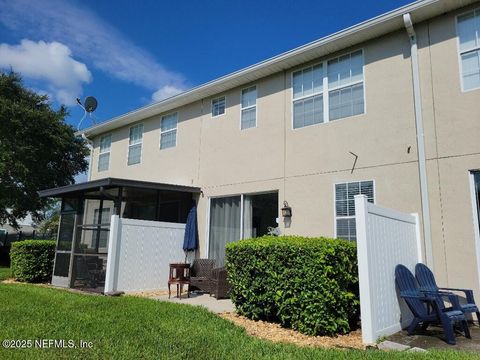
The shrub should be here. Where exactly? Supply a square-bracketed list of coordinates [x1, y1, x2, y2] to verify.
[10, 240, 56, 283]
[226, 236, 359, 336]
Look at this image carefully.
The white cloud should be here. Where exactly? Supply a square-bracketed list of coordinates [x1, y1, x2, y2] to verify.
[0, 40, 91, 105]
[152, 85, 184, 102]
[0, 0, 187, 98]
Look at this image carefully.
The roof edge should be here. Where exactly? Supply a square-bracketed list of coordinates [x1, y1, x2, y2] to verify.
[78, 0, 474, 138]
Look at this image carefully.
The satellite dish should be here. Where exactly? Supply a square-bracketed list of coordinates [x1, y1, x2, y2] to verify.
[76, 95, 99, 130]
[84, 96, 98, 113]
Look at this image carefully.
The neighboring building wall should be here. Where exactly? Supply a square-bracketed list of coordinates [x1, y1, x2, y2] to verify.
[415, 4, 480, 291]
[89, 4, 480, 299]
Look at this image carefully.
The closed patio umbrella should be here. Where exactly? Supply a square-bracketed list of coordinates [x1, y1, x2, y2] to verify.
[183, 201, 198, 263]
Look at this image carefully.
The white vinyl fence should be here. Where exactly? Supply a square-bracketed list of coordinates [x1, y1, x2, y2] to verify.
[355, 195, 422, 344]
[104, 216, 186, 293]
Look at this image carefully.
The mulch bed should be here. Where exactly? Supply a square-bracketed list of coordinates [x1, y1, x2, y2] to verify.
[219, 312, 365, 350]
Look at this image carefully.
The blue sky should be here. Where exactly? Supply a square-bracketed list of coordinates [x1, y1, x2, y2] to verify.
[0, 0, 412, 130]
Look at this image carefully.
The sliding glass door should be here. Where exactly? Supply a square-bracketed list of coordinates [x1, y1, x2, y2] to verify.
[208, 192, 278, 266]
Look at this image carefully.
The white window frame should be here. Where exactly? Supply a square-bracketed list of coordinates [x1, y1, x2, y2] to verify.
[468, 170, 480, 292]
[333, 180, 375, 240]
[291, 49, 365, 130]
[159, 112, 178, 150]
[127, 123, 143, 166]
[97, 134, 112, 172]
[240, 85, 257, 130]
[456, 8, 480, 92]
[211, 96, 226, 118]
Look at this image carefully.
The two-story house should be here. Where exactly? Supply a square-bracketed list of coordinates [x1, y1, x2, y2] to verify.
[40, 0, 480, 297]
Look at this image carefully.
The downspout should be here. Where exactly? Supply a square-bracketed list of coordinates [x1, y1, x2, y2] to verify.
[81, 133, 93, 182]
[403, 13, 433, 268]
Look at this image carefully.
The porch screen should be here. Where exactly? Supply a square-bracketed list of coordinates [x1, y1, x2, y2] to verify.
[208, 196, 241, 266]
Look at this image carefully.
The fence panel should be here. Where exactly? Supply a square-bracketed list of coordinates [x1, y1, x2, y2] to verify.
[355, 195, 422, 344]
[105, 216, 186, 293]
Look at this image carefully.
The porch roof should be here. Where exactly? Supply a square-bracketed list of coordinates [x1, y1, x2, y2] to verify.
[38, 177, 201, 198]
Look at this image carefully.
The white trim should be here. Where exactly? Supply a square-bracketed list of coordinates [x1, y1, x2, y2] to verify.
[159, 112, 178, 150]
[240, 85, 258, 130]
[455, 8, 480, 93]
[211, 96, 226, 118]
[469, 171, 480, 292]
[240, 194, 244, 239]
[333, 179, 376, 239]
[290, 49, 366, 130]
[205, 197, 211, 259]
[127, 123, 143, 166]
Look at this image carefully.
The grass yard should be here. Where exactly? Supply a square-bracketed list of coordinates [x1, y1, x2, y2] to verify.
[0, 283, 477, 360]
[0, 267, 11, 281]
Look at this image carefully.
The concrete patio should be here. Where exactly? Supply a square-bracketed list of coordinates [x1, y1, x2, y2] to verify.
[387, 324, 480, 353]
[155, 292, 235, 314]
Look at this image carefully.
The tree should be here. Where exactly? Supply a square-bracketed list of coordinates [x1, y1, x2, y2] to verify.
[0, 71, 88, 228]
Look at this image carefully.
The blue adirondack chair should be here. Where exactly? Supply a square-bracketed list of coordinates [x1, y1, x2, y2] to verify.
[395, 264, 470, 345]
[415, 262, 480, 324]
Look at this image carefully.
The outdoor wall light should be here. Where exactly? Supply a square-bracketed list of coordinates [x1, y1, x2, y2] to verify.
[281, 201, 292, 218]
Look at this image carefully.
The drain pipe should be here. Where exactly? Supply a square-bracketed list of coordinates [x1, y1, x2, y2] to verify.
[81, 133, 93, 182]
[403, 13, 433, 268]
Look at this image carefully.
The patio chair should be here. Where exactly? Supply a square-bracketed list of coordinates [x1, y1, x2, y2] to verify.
[415, 263, 480, 324]
[189, 259, 216, 293]
[210, 267, 230, 299]
[395, 264, 470, 345]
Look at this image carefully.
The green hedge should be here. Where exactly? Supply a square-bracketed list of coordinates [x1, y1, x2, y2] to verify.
[10, 240, 56, 283]
[226, 236, 359, 336]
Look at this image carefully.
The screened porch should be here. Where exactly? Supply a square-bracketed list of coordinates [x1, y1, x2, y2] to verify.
[39, 178, 200, 293]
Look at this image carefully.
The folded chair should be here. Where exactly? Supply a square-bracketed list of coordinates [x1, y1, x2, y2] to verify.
[395, 264, 470, 345]
[415, 262, 480, 324]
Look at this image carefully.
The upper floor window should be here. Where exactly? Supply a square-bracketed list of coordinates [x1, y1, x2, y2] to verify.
[212, 96, 226, 117]
[292, 50, 364, 129]
[160, 113, 178, 149]
[128, 124, 143, 165]
[98, 134, 111, 172]
[241, 86, 257, 129]
[457, 10, 480, 91]
[335, 180, 374, 241]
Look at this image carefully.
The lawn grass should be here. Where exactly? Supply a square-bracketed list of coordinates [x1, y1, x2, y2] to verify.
[0, 283, 476, 359]
[0, 267, 11, 281]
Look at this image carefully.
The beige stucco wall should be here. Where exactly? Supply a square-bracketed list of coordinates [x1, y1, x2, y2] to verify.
[89, 4, 480, 300]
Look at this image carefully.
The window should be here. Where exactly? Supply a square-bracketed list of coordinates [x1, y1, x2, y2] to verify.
[457, 10, 480, 91]
[212, 96, 226, 117]
[128, 124, 143, 165]
[335, 180, 374, 241]
[160, 113, 177, 149]
[292, 50, 364, 129]
[241, 86, 257, 129]
[293, 64, 324, 128]
[97, 134, 111, 172]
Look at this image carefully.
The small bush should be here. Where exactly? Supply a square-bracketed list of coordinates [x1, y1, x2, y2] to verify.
[10, 240, 56, 283]
[226, 236, 359, 336]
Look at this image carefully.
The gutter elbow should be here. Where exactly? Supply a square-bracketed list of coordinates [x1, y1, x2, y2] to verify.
[403, 13, 416, 38]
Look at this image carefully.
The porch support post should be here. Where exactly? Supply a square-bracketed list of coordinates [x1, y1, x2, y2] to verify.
[105, 215, 120, 293]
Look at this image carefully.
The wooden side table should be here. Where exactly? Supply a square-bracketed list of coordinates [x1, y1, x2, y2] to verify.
[168, 263, 191, 299]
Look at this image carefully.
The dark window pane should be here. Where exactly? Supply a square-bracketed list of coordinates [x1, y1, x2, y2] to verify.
[57, 213, 75, 251]
[53, 253, 70, 277]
